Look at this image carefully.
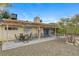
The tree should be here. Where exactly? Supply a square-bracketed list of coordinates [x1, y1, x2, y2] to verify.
[0, 3, 11, 19]
[57, 18, 70, 35]
[2, 11, 10, 19]
[0, 10, 10, 19]
[71, 14, 79, 35]
[57, 15, 79, 45]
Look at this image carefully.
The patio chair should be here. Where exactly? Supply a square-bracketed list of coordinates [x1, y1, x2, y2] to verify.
[24, 34, 29, 42]
[28, 33, 32, 40]
[15, 33, 25, 42]
[15, 34, 20, 42]
[19, 33, 26, 42]
[24, 33, 32, 42]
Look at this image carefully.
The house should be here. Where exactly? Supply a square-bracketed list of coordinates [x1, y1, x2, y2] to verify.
[0, 16, 57, 42]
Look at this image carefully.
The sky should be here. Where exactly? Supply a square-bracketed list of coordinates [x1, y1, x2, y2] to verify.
[6, 3, 79, 23]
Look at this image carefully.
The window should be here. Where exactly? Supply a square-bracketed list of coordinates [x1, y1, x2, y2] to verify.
[5, 26, 18, 30]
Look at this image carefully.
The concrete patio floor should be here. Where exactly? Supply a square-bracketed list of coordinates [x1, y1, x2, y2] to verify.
[2, 37, 56, 50]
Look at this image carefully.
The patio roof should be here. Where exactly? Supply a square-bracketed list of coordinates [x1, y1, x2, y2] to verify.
[0, 19, 58, 28]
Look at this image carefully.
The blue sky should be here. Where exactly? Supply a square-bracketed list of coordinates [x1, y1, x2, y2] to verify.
[7, 3, 79, 23]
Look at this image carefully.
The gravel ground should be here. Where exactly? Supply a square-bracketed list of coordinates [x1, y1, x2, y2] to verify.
[0, 39, 79, 56]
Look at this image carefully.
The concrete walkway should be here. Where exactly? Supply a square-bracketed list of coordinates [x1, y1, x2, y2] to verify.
[2, 37, 56, 50]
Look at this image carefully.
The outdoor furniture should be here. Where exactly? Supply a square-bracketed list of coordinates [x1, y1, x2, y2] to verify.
[19, 33, 25, 42]
[0, 41, 2, 51]
[15, 33, 25, 42]
[24, 33, 32, 42]
[15, 33, 32, 42]
[15, 34, 20, 42]
[28, 33, 32, 40]
[24, 34, 29, 42]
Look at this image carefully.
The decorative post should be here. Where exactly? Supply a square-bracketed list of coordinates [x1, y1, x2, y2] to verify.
[55, 27, 56, 37]
[38, 27, 41, 39]
[6, 24, 8, 42]
[0, 20, 4, 51]
[2, 26, 3, 41]
[1, 24, 3, 51]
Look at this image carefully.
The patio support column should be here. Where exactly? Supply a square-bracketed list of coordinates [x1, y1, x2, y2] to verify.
[1, 24, 4, 51]
[6, 24, 9, 42]
[38, 27, 41, 39]
[55, 27, 57, 37]
[1, 25, 4, 42]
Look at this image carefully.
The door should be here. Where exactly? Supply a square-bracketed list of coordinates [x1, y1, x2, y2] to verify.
[44, 29, 49, 37]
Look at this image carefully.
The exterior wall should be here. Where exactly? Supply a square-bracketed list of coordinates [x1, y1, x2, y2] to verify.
[32, 28, 38, 37]
[0, 26, 24, 41]
[0, 26, 4, 41]
[8, 27, 24, 40]
[24, 27, 32, 33]
[0, 25, 44, 41]
[24, 27, 44, 38]
[0, 25, 54, 41]
[31, 27, 44, 37]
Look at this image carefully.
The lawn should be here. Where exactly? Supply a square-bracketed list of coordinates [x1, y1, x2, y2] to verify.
[0, 39, 79, 56]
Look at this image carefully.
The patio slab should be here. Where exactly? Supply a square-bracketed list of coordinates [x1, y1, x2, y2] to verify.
[2, 37, 56, 50]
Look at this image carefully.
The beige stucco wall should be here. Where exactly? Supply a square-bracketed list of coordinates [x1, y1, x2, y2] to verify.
[0, 25, 45, 41]
[32, 28, 38, 37]
[0, 26, 24, 41]
[0, 25, 5, 41]
[31, 27, 44, 37]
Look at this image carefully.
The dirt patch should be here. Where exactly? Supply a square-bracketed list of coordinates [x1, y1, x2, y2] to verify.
[0, 39, 79, 56]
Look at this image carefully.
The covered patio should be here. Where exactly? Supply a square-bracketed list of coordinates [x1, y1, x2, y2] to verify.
[2, 36, 56, 50]
[0, 19, 58, 51]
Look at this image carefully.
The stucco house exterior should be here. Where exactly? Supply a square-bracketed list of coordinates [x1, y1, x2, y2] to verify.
[0, 16, 57, 42]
